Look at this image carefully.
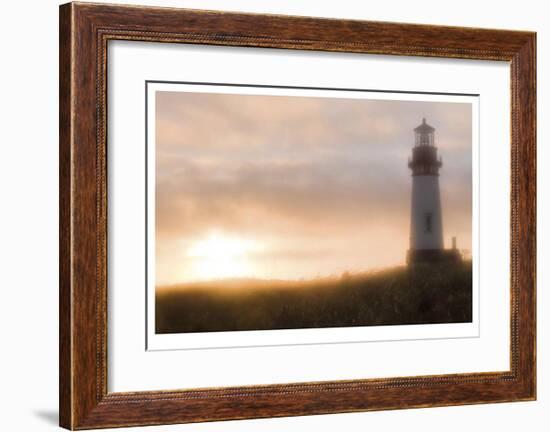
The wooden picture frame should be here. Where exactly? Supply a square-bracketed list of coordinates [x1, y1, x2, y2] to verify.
[59, 2, 536, 429]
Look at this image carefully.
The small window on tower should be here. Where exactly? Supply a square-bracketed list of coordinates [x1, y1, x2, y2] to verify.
[425, 213, 432, 233]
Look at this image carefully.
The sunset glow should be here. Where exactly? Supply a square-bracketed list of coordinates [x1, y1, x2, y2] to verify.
[154, 90, 473, 286]
[185, 233, 262, 281]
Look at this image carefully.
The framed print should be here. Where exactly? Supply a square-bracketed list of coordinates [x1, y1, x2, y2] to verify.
[145, 85, 480, 351]
[59, 2, 536, 429]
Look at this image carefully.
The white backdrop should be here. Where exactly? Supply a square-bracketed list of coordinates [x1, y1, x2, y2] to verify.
[110, 47, 505, 392]
[0, 0, 546, 431]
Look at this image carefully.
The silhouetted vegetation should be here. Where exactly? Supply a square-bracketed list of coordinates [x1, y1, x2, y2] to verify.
[156, 261, 472, 334]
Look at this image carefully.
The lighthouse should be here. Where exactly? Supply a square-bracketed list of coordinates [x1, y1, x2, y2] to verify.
[407, 118, 459, 264]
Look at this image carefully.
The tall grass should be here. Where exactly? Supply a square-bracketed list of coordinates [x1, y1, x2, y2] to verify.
[156, 261, 472, 334]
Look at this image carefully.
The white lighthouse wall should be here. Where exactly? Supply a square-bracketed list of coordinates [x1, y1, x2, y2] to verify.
[410, 175, 444, 250]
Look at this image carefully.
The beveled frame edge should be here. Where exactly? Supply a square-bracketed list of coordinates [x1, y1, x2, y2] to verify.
[59, 2, 536, 429]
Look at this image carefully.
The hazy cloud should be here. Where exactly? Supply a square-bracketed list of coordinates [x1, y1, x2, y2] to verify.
[155, 90, 472, 284]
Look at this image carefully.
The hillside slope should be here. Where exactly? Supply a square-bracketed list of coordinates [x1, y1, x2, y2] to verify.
[156, 261, 472, 334]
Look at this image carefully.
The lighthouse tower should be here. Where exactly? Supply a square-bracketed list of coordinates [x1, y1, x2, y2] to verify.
[408, 118, 446, 264]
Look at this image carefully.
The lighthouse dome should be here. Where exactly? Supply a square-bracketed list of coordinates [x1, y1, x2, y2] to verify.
[414, 117, 435, 133]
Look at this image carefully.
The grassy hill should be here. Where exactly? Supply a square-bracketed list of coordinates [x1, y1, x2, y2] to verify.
[156, 261, 472, 334]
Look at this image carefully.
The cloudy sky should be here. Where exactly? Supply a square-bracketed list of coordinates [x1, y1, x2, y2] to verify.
[154, 89, 472, 286]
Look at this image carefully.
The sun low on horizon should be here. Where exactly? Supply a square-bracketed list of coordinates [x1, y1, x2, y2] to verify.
[184, 232, 263, 282]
